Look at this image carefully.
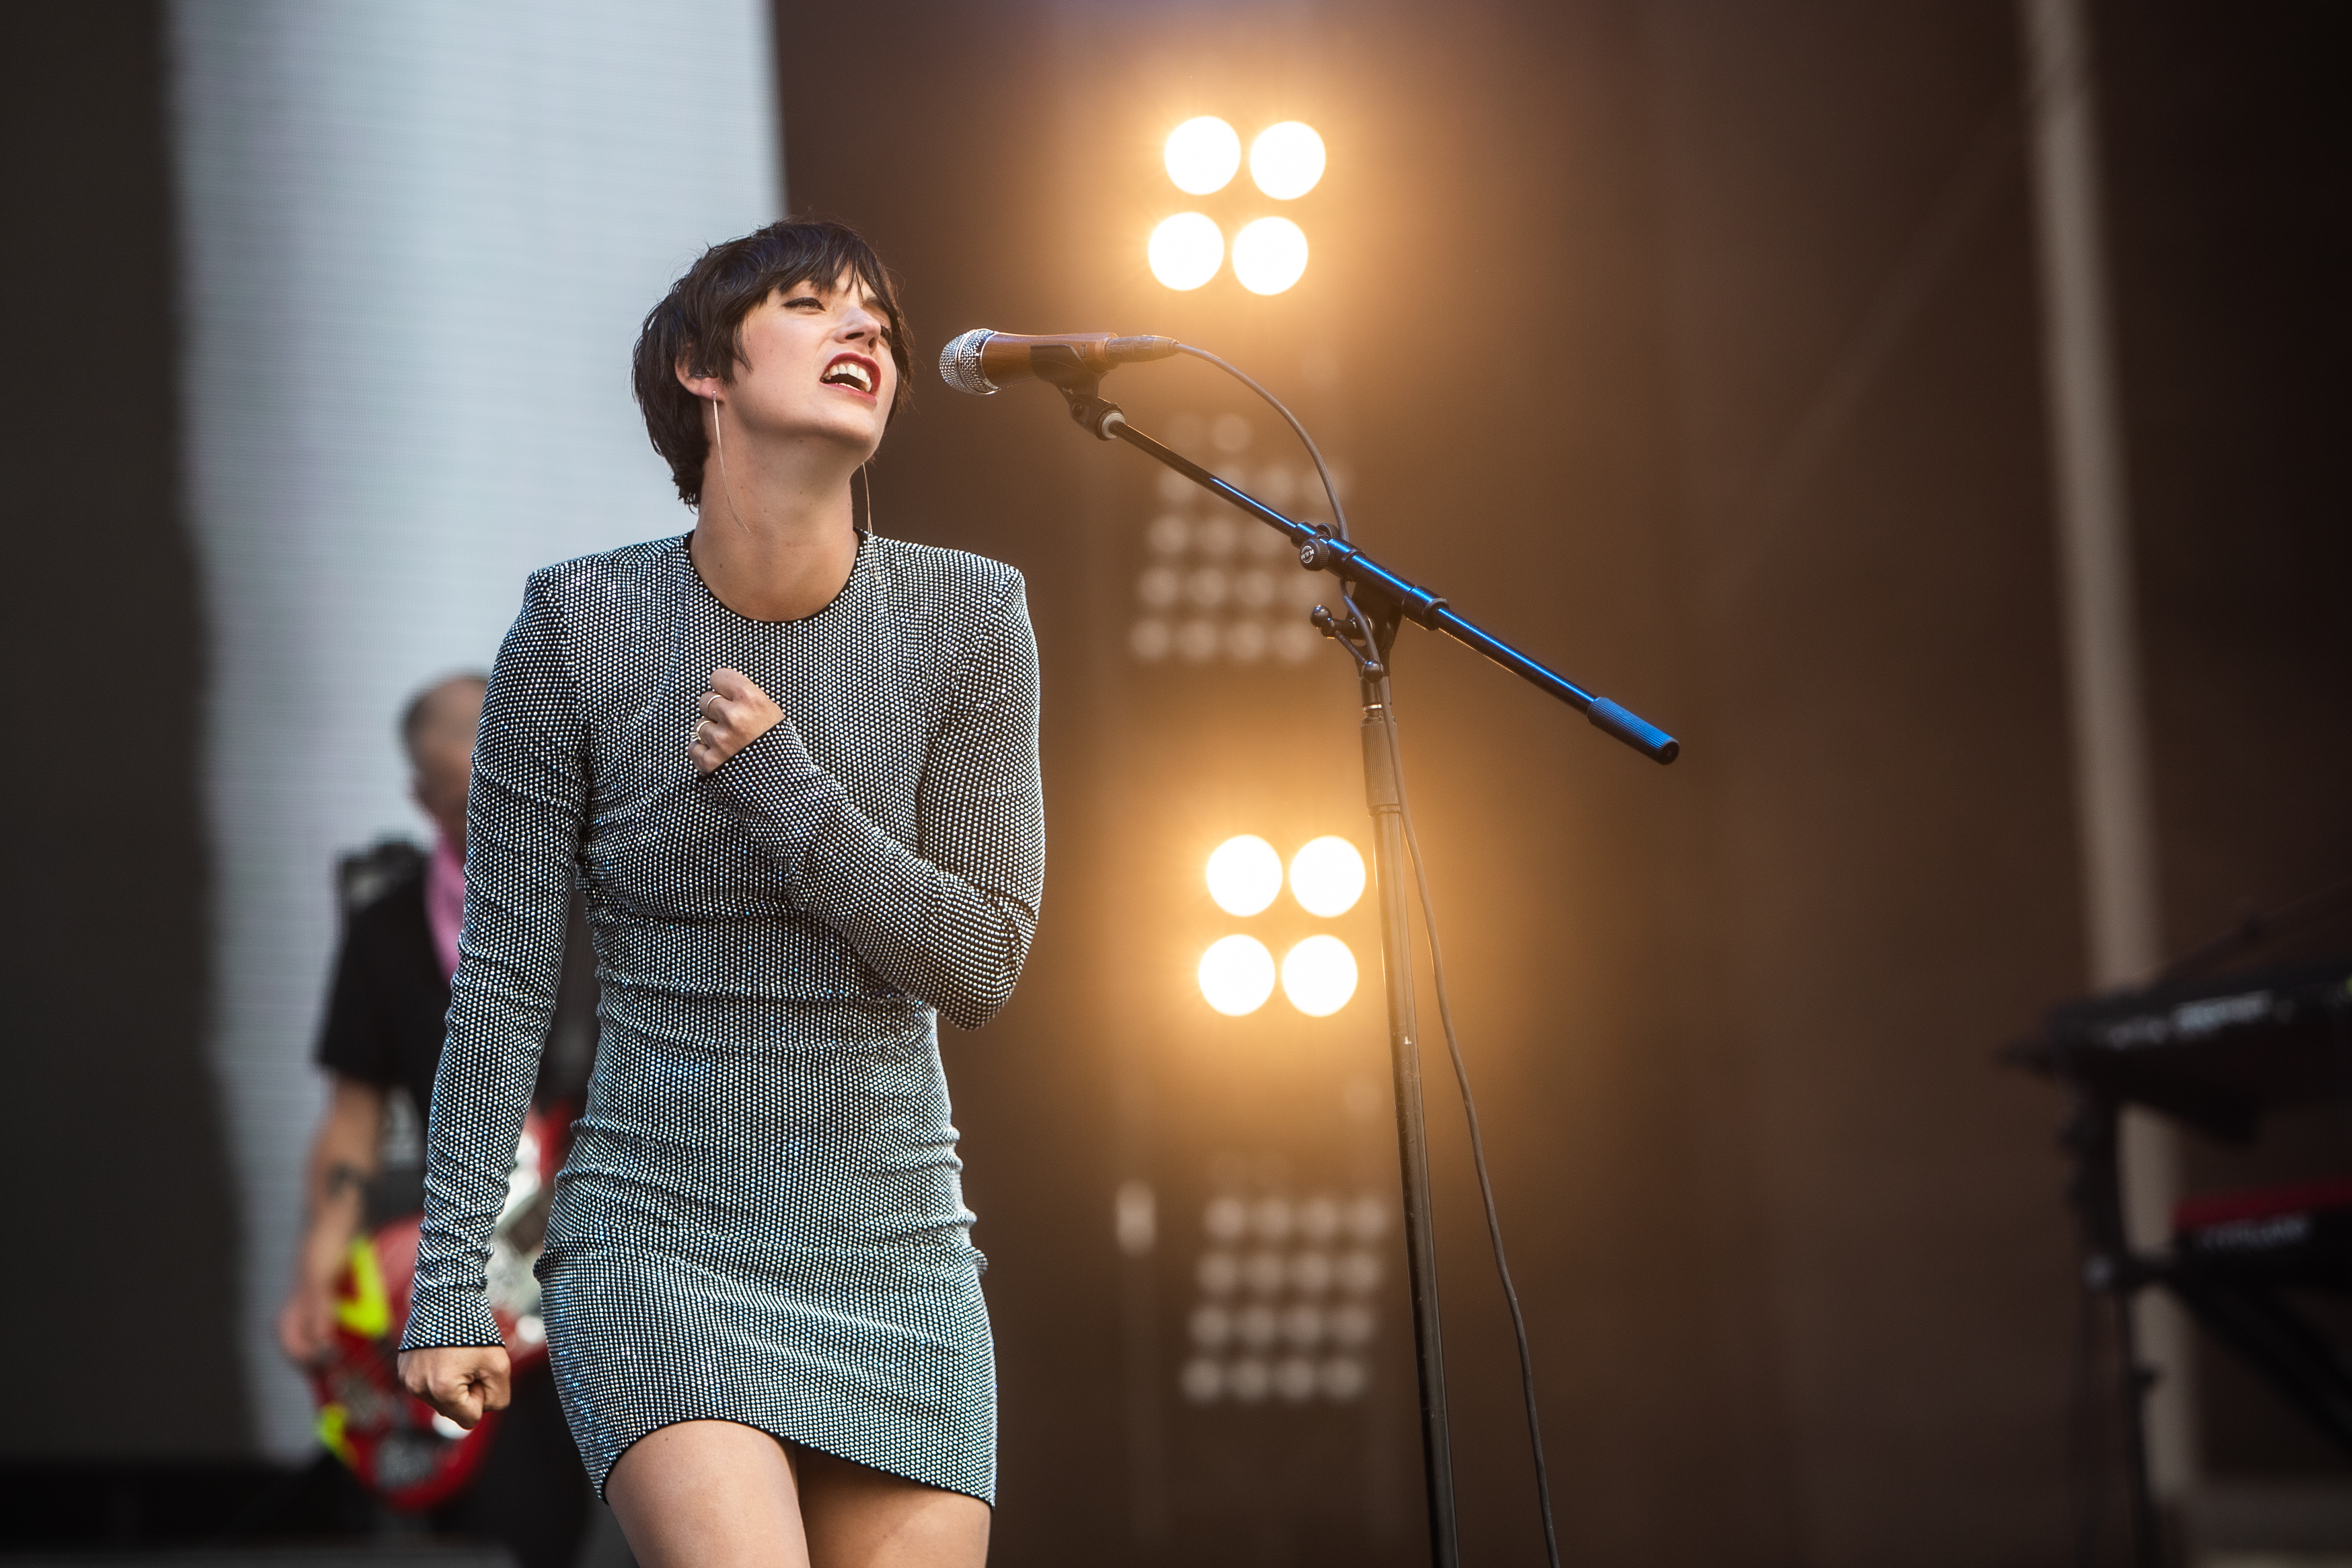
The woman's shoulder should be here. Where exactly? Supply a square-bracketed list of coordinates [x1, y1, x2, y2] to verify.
[868, 537, 1031, 677]
[868, 534, 1025, 619]
[522, 534, 691, 620]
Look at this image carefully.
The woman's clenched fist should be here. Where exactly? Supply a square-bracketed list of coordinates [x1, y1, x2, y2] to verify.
[692, 668, 783, 774]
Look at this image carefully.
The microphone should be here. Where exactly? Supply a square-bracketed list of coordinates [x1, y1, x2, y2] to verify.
[939, 329, 1178, 396]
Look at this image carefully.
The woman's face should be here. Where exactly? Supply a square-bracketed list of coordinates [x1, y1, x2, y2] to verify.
[714, 271, 897, 460]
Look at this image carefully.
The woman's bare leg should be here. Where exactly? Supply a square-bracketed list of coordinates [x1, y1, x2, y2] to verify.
[606, 1421, 810, 1568]
[604, 1422, 988, 1568]
[794, 1446, 989, 1568]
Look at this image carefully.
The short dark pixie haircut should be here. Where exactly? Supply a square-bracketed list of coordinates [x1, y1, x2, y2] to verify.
[632, 217, 913, 507]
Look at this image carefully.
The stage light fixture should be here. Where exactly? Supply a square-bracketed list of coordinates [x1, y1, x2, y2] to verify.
[1280, 934, 1358, 1017]
[1190, 1303, 1233, 1348]
[1165, 116, 1242, 194]
[1248, 121, 1326, 199]
[1205, 834, 1283, 916]
[1320, 1357, 1369, 1398]
[1288, 836, 1366, 917]
[1231, 217, 1309, 296]
[1199, 934, 1277, 1016]
[1237, 1302, 1279, 1345]
[1149, 212, 1224, 290]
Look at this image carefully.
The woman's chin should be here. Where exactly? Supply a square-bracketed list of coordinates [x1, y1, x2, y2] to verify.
[827, 420, 888, 464]
[741, 410, 885, 462]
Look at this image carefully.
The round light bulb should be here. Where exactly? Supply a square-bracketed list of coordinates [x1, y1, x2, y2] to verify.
[1200, 934, 1277, 1016]
[1288, 836, 1366, 917]
[1165, 117, 1242, 195]
[1249, 122, 1326, 199]
[1280, 935, 1358, 1017]
[1231, 217, 1309, 296]
[1205, 835, 1283, 916]
[1149, 213, 1225, 291]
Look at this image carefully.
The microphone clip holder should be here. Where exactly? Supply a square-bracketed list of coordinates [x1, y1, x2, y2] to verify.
[1311, 600, 1394, 682]
[1030, 344, 1127, 441]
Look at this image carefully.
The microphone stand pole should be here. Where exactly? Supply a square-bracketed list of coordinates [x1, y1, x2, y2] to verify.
[1037, 358, 1677, 1568]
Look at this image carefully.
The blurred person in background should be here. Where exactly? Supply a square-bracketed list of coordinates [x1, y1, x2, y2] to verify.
[282, 671, 599, 1568]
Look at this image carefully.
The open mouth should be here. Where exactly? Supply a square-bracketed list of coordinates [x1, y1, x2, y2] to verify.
[820, 353, 879, 397]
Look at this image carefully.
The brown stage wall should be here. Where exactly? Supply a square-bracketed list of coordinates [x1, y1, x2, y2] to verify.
[776, 1, 2352, 1564]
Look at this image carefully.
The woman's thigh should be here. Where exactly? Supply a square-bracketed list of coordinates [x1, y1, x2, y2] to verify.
[606, 1421, 808, 1568]
[794, 1445, 990, 1568]
[604, 1421, 988, 1568]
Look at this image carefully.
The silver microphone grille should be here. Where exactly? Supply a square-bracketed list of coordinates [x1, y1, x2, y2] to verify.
[939, 329, 999, 396]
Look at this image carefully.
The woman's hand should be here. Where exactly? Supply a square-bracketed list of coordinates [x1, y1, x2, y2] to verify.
[397, 1345, 512, 1430]
[693, 668, 783, 774]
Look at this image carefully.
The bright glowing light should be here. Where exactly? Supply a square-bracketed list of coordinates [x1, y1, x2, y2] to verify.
[1206, 835, 1283, 915]
[1231, 217, 1309, 296]
[1200, 934, 1277, 1016]
[1165, 117, 1242, 194]
[1249, 122, 1326, 199]
[1288, 836, 1366, 916]
[1149, 213, 1224, 291]
[1281, 934, 1358, 1017]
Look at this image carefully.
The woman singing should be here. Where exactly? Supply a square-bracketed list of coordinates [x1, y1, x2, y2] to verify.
[398, 218, 1042, 1568]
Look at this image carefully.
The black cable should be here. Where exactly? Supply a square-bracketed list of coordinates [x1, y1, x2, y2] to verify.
[1173, 343, 1351, 542]
[1177, 341, 1387, 672]
[1386, 700, 1566, 1568]
[1174, 346, 1565, 1565]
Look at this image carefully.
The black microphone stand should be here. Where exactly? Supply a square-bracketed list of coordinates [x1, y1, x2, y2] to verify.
[1033, 349, 1678, 1568]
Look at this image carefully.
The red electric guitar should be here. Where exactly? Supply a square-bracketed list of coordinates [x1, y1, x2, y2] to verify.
[306, 1104, 573, 1511]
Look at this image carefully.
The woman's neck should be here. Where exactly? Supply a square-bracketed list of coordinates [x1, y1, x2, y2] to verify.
[689, 419, 863, 622]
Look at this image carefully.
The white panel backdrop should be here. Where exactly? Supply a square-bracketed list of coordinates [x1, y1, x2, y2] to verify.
[168, 1, 781, 1454]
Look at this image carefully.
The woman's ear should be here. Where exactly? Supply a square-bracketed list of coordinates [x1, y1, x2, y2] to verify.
[674, 353, 724, 403]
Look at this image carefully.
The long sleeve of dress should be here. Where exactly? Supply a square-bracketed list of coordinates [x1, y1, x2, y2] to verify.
[402, 575, 587, 1351]
[703, 573, 1044, 1030]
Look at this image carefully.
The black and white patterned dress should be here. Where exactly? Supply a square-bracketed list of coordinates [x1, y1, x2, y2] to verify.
[400, 531, 1043, 1504]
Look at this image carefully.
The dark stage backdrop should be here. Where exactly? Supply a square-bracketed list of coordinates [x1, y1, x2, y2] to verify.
[777, 1, 2352, 1565]
[0, 1, 247, 1455]
[2099, 0, 2352, 1485]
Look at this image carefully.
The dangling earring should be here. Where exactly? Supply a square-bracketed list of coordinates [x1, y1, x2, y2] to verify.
[709, 394, 749, 538]
[855, 463, 874, 537]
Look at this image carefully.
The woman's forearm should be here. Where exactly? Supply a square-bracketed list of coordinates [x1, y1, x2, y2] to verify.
[403, 572, 589, 1353]
[702, 577, 1045, 1026]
